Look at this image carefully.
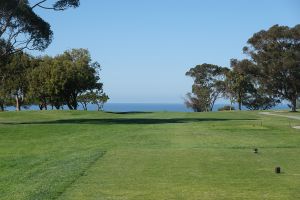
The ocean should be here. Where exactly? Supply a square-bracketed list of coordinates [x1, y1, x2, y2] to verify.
[4, 103, 290, 112]
[102, 103, 290, 112]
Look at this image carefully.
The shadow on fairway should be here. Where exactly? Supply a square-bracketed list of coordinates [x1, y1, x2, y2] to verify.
[1, 117, 257, 125]
[105, 111, 153, 114]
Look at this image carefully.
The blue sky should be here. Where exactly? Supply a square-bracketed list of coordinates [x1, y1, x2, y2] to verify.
[35, 0, 300, 103]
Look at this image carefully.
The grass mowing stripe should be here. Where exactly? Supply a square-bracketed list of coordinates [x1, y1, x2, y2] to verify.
[0, 149, 106, 200]
[1, 110, 300, 199]
[54, 150, 107, 199]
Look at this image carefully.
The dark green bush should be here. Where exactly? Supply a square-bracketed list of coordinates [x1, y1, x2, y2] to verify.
[218, 105, 235, 111]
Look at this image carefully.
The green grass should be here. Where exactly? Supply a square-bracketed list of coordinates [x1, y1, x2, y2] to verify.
[0, 110, 300, 199]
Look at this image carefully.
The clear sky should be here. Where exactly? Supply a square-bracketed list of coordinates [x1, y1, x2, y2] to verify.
[34, 0, 300, 103]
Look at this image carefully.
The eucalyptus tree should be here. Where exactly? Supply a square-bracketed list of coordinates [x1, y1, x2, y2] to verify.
[243, 24, 300, 112]
[90, 90, 109, 111]
[2, 52, 33, 111]
[0, 0, 80, 61]
[27, 56, 57, 110]
[28, 49, 103, 110]
[225, 59, 254, 110]
[77, 92, 93, 110]
[0, 86, 10, 111]
[54, 49, 103, 110]
[185, 63, 228, 112]
[225, 58, 279, 110]
[78, 90, 109, 111]
[242, 87, 280, 110]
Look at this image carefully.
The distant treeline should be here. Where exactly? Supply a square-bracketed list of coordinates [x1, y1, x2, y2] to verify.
[0, 48, 108, 111]
[185, 24, 300, 112]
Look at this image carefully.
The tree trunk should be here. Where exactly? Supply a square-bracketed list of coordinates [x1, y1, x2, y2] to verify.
[291, 96, 297, 112]
[237, 92, 242, 110]
[72, 100, 78, 110]
[230, 97, 234, 111]
[41, 97, 47, 110]
[73, 103, 77, 110]
[15, 96, 21, 111]
[69, 94, 78, 110]
[54, 101, 60, 110]
[96, 103, 100, 111]
[79, 102, 87, 110]
[0, 103, 4, 111]
[67, 103, 74, 110]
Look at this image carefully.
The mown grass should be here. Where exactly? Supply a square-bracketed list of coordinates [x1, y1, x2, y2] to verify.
[0, 110, 300, 199]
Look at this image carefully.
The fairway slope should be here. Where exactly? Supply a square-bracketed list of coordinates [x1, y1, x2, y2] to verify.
[1, 111, 300, 200]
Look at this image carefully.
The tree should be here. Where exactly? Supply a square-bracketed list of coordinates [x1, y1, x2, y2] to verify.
[27, 56, 56, 110]
[54, 49, 103, 110]
[218, 105, 235, 111]
[2, 52, 33, 111]
[97, 93, 109, 111]
[243, 24, 300, 112]
[185, 63, 228, 112]
[224, 59, 255, 110]
[225, 59, 280, 111]
[185, 90, 210, 112]
[1, 0, 80, 109]
[242, 87, 279, 110]
[0, 0, 79, 61]
[90, 90, 109, 111]
[78, 90, 109, 111]
[77, 92, 93, 110]
[0, 62, 8, 111]
[0, 87, 11, 111]
[28, 49, 103, 110]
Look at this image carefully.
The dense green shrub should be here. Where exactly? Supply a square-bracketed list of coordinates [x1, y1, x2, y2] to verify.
[218, 105, 235, 111]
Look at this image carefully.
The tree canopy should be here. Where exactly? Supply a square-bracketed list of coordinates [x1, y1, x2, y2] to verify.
[224, 59, 254, 110]
[185, 63, 228, 112]
[0, 0, 79, 61]
[187, 24, 299, 112]
[0, 52, 33, 111]
[243, 24, 300, 111]
[1, 48, 108, 111]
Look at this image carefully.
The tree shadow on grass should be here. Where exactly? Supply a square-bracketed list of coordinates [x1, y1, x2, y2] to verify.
[1, 118, 257, 125]
[105, 111, 153, 114]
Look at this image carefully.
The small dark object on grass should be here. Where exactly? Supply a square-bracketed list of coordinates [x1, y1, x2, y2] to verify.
[275, 167, 281, 174]
[254, 148, 258, 153]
